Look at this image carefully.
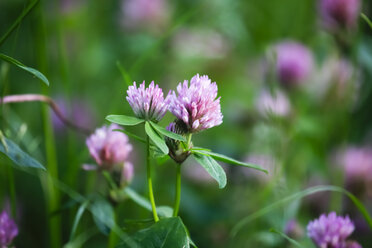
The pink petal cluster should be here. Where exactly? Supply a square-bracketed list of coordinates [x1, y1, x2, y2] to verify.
[126, 81, 169, 122]
[0, 210, 18, 247]
[86, 124, 133, 171]
[307, 212, 360, 248]
[319, 0, 361, 31]
[275, 41, 313, 86]
[168, 74, 223, 133]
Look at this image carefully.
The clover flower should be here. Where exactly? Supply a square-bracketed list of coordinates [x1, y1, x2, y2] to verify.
[275, 41, 313, 86]
[86, 124, 133, 171]
[319, 0, 361, 31]
[0, 210, 18, 247]
[307, 212, 356, 248]
[126, 81, 169, 122]
[168, 74, 223, 133]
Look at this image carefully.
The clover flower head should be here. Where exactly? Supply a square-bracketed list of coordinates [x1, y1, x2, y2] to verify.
[126, 81, 169, 122]
[0, 210, 18, 247]
[275, 41, 313, 86]
[86, 124, 132, 170]
[307, 212, 355, 248]
[168, 74, 223, 133]
[319, 0, 361, 31]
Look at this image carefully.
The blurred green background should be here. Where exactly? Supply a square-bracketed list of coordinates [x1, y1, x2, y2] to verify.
[1, 0, 372, 247]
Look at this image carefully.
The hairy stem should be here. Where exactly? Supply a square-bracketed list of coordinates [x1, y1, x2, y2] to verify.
[146, 136, 159, 222]
[0, 94, 91, 134]
[173, 164, 182, 217]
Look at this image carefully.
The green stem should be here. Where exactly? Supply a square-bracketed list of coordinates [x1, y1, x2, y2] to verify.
[173, 164, 182, 217]
[186, 133, 192, 149]
[7, 164, 16, 218]
[34, 3, 61, 247]
[146, 136, 159, 222]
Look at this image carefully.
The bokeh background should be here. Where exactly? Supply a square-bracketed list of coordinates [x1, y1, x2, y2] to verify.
[1, 0, 372, 247]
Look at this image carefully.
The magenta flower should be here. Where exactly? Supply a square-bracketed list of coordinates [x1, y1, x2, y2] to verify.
[0, 211, 18, 247]
[307, 212, 356, 248]
[168, 74, 223, 133]
[86, 124, 133, 171]
[275, 41, 313, 86]
[126, 81, 169, 122]
[319, 0, 361, 31]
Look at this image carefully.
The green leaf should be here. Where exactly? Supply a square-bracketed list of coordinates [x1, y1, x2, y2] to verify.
[117, 217, 190, 248]
[0, 53, 49, 86]
[123, 187, 172, 217]
[192, 153, 226, 189]
[106, 115, 144, 126]
[145, 122, 168, 154]
[0, 136, 46, 170]
[192, 150, 268, 174]
[149, 121, 186, 142]
[91, 197, 115, 235]
[69, 201, 89, 241]
[361, 13, 372, 30]
[231, 185, 372, 237]
[269, 228, 303, 248]
[190, 147, 211, 152]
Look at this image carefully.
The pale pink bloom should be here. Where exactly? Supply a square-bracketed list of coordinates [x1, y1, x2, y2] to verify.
[168, 74, 223, 133]
[126, 81, 169, 122]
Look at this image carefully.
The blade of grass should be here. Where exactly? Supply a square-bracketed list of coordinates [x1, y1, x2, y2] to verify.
[231, 185, 372, 237]
[361, 13, 372, 30]
[116, 61, 132, 87]
[269, 228, 303, 247]
[0, 0, 39, 47]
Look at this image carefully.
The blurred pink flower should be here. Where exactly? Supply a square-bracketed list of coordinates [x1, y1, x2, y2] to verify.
[121, 0, 170, 32]
[171, 28, 230, 59]
[319, 0, 361, 31]
[168, 74, 223, 133]
[0, 210, 18, 247]
[255, 90, 291, 117]
[307, 212, 357, 248]
[333, 146, 372, 183]
[85, 124, 133, 172]
[274, 41, 313, 87]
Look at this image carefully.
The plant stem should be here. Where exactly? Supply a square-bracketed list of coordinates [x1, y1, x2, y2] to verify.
[7, 164, 16, 218]
[173, 164, 182, 217]
[146, 135, 159, 222]
[34, 4, 61, 247]
[186, 133, 192, 149]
